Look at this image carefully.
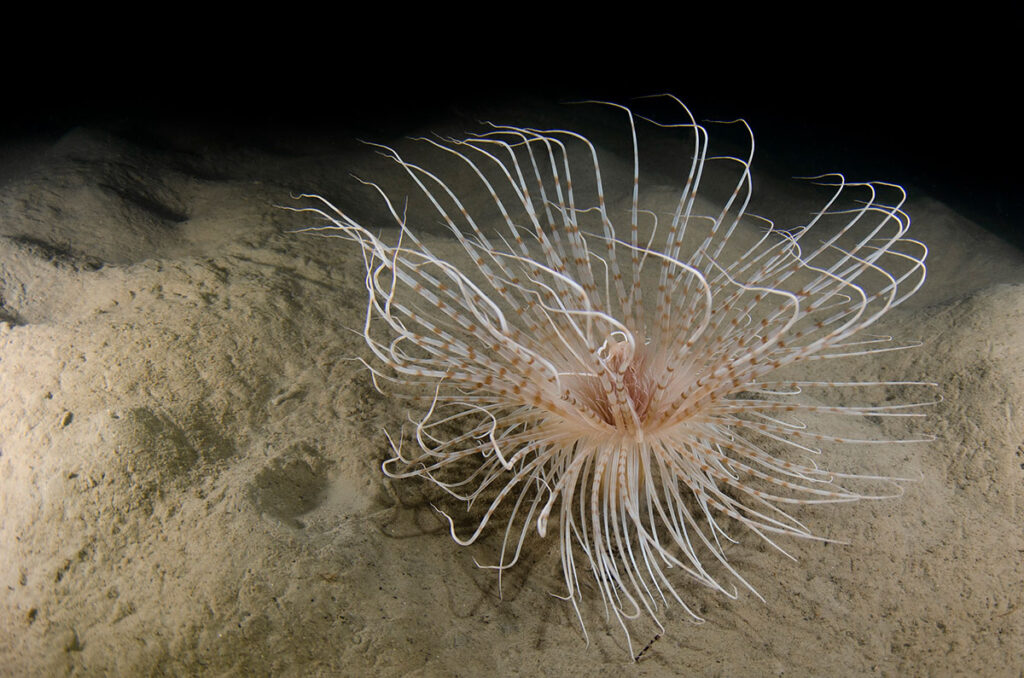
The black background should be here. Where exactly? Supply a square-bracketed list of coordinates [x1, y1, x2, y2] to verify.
[2, 28, 1017, 249]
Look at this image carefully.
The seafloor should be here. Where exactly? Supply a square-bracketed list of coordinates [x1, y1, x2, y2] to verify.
[1, 98, 1021, 676]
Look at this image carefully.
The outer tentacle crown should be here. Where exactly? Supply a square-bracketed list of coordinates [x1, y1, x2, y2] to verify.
[290, 96, 932, 654]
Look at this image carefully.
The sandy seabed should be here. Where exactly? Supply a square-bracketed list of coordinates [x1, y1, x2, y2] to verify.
[1, 101, 1022, 677]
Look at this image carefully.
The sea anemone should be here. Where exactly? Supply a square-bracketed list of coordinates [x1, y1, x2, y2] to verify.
[290, 96, 931, 652]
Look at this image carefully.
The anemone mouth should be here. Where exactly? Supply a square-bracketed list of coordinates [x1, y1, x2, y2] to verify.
[562, 333, 655, 432]
[289, 96, 933, 655]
